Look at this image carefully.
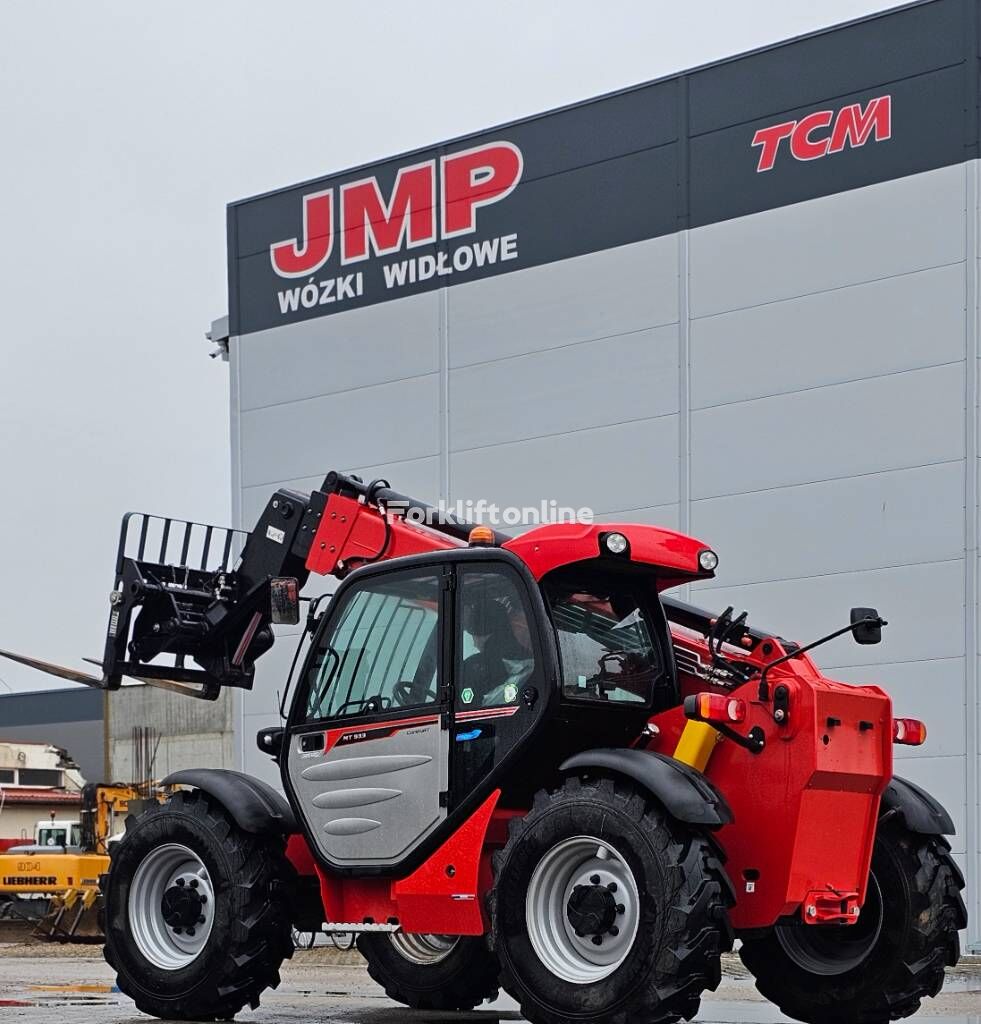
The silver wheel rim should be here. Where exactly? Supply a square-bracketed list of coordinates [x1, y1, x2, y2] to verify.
[128, 843, 216, 970]
[775, 874, 884, 976]
[525, 835, 641, 984]
[389, 932, 459, 965]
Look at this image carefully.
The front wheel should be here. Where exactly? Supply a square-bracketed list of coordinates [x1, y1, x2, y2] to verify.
[489, 775, 734, 1024]
[103, 789, 296, 1020]
[739, 818, 966, 1023]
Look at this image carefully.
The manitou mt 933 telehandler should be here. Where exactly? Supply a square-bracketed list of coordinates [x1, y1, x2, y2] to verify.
[0, 470, 966, 1024]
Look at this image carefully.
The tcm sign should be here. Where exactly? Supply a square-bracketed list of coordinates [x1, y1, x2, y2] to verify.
[270, 141, 523, 278]
[751, 95, 891, 173]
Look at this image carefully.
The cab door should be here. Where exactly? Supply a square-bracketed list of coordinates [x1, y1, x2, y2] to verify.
[285, 565, 449, 870]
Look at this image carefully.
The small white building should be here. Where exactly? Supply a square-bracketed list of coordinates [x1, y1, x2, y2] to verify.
[0, 741, 84, 849]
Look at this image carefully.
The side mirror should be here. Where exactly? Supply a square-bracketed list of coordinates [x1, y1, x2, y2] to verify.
[850, 607, 886, 645]
[270, 577, 300, 625]
[256, 726, 284, 763]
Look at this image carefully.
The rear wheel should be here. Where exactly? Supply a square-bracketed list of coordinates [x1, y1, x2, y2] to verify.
[357, 931, 499, 1009]
[739, 818, 966, 1023]
[489, 776, 734, 1024]
[103, 789, 295, 1020]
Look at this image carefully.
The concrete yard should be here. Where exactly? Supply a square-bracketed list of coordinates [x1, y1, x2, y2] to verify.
[0, 938, 978, 1024]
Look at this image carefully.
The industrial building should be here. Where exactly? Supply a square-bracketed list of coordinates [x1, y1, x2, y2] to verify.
[221, 0, 981, 948]
[0, 685, 234, 787]
[0, 688, 103, 782]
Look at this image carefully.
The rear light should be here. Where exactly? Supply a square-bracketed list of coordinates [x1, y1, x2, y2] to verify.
[684, 692, 746, 724]
[893, 718, 927, 746]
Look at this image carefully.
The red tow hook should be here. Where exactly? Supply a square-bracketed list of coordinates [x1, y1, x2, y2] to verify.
[802, 889, 861, 925]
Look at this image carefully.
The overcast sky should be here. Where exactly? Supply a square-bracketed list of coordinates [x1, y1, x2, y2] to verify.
[0, 0, 901, 694]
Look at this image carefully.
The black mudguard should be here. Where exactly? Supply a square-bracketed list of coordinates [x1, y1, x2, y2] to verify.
[559, 748, 733, 828]
[881, 775, 956, 835]
[163, 768, 299, 836]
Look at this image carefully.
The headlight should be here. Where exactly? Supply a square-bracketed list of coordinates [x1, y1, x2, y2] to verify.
[604, 532, 629, 555]
[698, 549, 719, 572]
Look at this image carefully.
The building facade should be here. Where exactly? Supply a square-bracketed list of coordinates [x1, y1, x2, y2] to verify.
[0, 687, 104, 782]
[0, 685, 235, 790]
[223, 0, 981, 949]
[0, 740, 84, 849]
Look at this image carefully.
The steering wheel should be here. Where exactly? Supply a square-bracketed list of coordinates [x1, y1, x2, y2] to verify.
[392, 680, 438, 708]
[334, 694, 392, 717]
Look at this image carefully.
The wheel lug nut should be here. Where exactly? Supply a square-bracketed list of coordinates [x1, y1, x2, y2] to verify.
[187, 928, 195, 937]
[198, 915, 205, 924]
[189, 879, 199, 889]
[616, 904, 625, 914]
[606, 882, 617, 893]
[609, 925, 619, 937]
[590, 875, 601, 885]
[199, 894, 207, 904]
[176, 878, 185, 887]
[591, 935, 603, 946]
[173, 927, 182, 935]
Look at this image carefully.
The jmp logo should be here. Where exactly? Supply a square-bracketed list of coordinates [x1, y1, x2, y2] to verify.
[269, 142, 524, 316]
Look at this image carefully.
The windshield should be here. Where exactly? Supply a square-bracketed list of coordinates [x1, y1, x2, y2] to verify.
[36, 825, 79, 847]
[302, 571, 441, 721]
[544, 574, 664, 705]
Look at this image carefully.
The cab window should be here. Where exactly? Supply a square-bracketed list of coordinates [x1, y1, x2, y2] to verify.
[457, 567, 537, 710]
[545, 577, 662, 705]
[303, 570, 441, 721]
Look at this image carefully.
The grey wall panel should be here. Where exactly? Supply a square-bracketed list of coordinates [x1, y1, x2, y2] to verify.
[244, 627, 304, 721]
[241, 712, 283, 790]
[892, 754, 966, 854]
[690, 362, 964, 500]
[595, 503, 680, 532]
[827, 657, 965, 759]
[239, 374, 440, 487]
[690, 263, 966, 410]
[238, 292, 440, 411]
[448, 238, 678, 369]
[240, 456, 442, 529]
[687, 0, 965, 136]
[449, 324, 678, 452]
[691, 559, 964, 669]
[691, 462, 964, 586]
[689, 164, 965, 318]
[450, 416, 678, 515]
[242, 476, 323, 528]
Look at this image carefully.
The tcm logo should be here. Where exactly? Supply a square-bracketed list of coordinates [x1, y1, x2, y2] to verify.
[270, 141, 523, 278]
[751, 95, 891, 173]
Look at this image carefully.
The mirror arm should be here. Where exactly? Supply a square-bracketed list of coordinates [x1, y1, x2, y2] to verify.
[757, 616, 885, 700]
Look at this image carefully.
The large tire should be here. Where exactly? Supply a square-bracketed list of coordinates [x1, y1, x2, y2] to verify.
[103, 788, 296, 1020]
[358, 932, 499, 1009]
[739, 818, 967, 1024]
[489, 775, 734, 1024]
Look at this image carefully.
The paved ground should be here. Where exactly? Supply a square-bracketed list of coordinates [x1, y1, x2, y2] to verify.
[0, 940, 978, 1023]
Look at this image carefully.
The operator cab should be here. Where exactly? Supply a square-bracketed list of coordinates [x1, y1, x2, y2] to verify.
[280, 545, 681, 876]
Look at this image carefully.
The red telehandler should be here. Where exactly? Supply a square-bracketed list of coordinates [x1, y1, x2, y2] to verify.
[1, 470, 966, 1024]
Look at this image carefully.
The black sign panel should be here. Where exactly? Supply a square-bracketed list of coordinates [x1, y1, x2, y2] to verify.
[228, 0, 979, 337]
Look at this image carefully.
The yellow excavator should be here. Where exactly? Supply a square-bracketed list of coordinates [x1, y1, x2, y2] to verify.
[0, 782, 163, 941]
